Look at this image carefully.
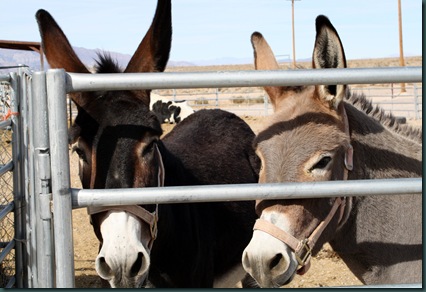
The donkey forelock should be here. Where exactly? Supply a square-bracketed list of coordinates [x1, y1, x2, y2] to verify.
[94, 52, 123, 73]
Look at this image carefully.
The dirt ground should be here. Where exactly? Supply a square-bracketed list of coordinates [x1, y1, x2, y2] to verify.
[71, 116, 424, 288]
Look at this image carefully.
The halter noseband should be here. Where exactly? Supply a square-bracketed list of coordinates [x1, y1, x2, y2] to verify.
[87, 204, 159, 248]
[87, 143, 164, 250]
[254, 104, 353, 275]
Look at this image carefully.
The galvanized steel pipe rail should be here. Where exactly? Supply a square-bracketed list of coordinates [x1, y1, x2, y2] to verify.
[0, 74, 10, 82]
[66, 66, 422, 92]
[72, 177, 422, 208]
[0, 161, 14, 177]
[0, 119, 12, 129]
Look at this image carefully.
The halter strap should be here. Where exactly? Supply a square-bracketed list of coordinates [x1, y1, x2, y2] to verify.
[87, 205, 159, 242]
[341, 103, 353, 173]
[254, 197, 344, 270]
[254, 104, 353, 275]
[87, 143, 165, 249]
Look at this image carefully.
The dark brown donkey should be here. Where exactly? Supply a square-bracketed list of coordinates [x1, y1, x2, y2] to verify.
[242, 15, 422, 287]
[36, 1, 259, 288]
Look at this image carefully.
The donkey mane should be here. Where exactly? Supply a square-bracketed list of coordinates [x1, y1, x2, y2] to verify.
[289, 63, 421, 144]
[346, 90, 422, 143]
[94, 52, 123, 73]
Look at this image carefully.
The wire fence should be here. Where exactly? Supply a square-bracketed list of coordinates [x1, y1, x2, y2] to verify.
[0, 81, 15, 288]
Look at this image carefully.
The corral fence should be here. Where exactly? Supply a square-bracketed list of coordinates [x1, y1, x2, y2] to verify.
[67, 77, 423, 123]
[150, 83, 422, 120]
[0, 66, 32, 288]
[0, 65, 422, 288]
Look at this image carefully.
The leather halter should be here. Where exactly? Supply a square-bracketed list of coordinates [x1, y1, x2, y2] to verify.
[87, 143, 164, 250]
[254, 104, 353, 275]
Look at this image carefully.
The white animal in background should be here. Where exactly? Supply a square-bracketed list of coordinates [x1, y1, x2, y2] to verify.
[150, 93, 195, 124]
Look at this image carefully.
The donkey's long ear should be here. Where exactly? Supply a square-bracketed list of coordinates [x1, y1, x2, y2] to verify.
[36, 9, 92, 108]
[251, 32, 285, 111]
[312, 15, 347, 110]
[124, 0, 172, 74]
[36, 9, 90, 74]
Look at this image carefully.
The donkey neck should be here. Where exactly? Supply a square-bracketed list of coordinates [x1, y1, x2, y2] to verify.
[329, 102, 422, 283]
[156, 141, 196, 186]
[345, 102, 422, 180]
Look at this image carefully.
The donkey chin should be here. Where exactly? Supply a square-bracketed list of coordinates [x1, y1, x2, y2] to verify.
[105, 273, 148, 289]
[242, 230, 299, 288]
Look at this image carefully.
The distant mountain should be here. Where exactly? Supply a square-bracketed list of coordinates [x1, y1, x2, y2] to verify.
[0, 48, 42, 70]
[193, 56, 253, 66]
[0, 47, 196, 72]
[0, 46, 321, 71]
[1, 46, 420, 72]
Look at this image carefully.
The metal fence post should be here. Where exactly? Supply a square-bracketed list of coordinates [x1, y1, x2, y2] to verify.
[263, 93, 268, 116]
[17, 66, 38, 289]
[32, 71, 54, 288]
[413, 84, 420, 120]
[46, 69, 75, 288]
[8, 72, 25, 288]
[172, 88, 176, 101]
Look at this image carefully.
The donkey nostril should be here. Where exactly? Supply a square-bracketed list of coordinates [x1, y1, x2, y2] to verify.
[96, 256, 113, 280]
[242, 251, 251, 270]
[269, 253, 283, 270]
[130, 252, 144, 277]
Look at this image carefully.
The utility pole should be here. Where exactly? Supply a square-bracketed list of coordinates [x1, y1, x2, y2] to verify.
[287, 0, 300, 69]
[397, 0, 406, 92]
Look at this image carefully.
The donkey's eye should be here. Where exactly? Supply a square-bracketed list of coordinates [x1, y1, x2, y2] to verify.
[311, 156, 332, 171]
[72, 146, 87, 162]
[142, 141, 155, 156]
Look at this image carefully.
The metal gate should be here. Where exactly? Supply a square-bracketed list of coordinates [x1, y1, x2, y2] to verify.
[0, 66, 35, 288]
[1, 65, 423, 288]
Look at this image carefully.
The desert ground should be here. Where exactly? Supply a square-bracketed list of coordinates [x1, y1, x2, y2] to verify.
[71, 56, 422, 288]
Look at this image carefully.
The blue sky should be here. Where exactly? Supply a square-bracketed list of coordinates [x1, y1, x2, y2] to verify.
[1, 0, 422, 64]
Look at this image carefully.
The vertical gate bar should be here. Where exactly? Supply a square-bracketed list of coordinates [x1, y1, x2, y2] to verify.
[68, 97, 72, 128]
[18, 67, 36, 288]
[263, 93, 268, 116]
[32, 71, 53, 288]
[46, 69, 75, 288]
[413, 84, 419, 120]
[9, 72, 24, 288]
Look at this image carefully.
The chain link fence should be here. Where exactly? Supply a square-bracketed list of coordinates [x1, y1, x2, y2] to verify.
[0, 82, 15, 287]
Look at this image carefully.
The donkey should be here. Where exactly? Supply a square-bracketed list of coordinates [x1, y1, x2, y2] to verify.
[242, 15, 422, 287]
[36, 2, 260, 288]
